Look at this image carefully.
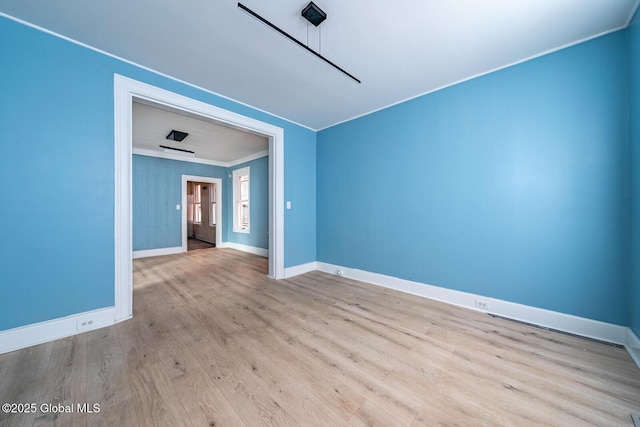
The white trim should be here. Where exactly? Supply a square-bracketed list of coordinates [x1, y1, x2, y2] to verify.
[284, 261, 318, 278]
[626, 328, 640, 370]
[232, 166, 251, 234]
[132, 147, 268, 168]
[133, 246, 183, 259]
[0, 12, 314, 132]
[219, 242, 269, 258]
[115, 75, 286, 324]
[0, 308, 117, 355]
[133, 148, 227, 167]
[316, 262, 629, 345]
[182, 175, 222, 252]
[270, 118, 285, 279]
[624, 0, 640, 27]
[233, 229, 251, 235]
[114, 75, 133, 322]
[228, 149, 270, 168]
[163, 147, 195, 157]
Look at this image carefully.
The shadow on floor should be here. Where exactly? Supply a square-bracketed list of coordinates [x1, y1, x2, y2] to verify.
[187, 237, 215, 251]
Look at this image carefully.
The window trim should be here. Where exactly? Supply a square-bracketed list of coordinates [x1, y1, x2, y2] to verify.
[193, 183, 202, 225]
[209, 183, 217, 227]
[232, 166, 250, 233]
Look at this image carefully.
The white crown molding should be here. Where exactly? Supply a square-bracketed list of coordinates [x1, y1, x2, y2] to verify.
[132, 148, 269, 168]
[228, 150, 269, 168]
[0, 308, 117, 355]
[316, 262, 629, 345]
[624, 0, 640, 27]
[133, 246, 183, 259]
[133, 148, 228, 167]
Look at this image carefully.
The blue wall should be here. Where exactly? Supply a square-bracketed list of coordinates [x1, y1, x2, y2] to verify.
[630, 10, 640, 336]
[317, 31, 630, 325]
[226, 156, 269, 249]
[133, 155, 269, 251]
[2, 11, 638, 333]
[132, 155, 227, 250]
[285, 125, 318, 267]
[0, 16, 316, 331]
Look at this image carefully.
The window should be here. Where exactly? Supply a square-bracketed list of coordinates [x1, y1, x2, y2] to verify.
[193, 183, 202, 224]
[233, 167, 250, 233]
[209, 184, 217, 227]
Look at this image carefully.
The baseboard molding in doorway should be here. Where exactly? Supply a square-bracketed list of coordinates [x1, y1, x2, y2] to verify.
[133, 246, 183, 259]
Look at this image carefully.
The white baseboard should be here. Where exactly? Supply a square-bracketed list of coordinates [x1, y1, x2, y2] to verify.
[133, 246, 183, 259]
[284, 261, 318, 278]
[219, 242, 268, 258]
[316, 262, 628, 346]
[4, 260, 638, 371]
[626, 329, 640, 369]
[0, 307, 120, 355]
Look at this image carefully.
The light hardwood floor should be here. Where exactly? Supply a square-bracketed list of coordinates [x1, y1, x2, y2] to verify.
[1, 248, 640, 426]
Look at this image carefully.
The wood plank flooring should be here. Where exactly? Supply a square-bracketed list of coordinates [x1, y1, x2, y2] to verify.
[1, 248, 639, 426]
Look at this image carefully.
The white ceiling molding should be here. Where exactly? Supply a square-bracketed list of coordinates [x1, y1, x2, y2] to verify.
[132, 148, 228, 167]
[132, 147, 269, 168]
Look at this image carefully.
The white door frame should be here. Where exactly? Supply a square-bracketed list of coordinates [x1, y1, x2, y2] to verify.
[182, 175, 222, 251]
[114, 74, 285, 322]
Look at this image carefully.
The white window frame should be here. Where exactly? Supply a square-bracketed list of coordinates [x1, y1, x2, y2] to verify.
[193, 183, 202, 225]
[209, 183, 217, 227]
[233, 166, 250, 233]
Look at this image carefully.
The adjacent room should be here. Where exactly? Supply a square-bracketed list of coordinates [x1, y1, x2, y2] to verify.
[1, 0, 640, 425]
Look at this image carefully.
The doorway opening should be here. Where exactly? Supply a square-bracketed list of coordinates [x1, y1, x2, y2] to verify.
[114, 75, 285, 322]
[183, 176, 223, 251]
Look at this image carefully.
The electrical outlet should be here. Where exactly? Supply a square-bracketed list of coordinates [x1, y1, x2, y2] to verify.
[475, 299, 489, 310]
[76, 319, 95, 331]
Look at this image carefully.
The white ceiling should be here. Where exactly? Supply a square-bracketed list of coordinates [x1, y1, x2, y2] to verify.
[132, 100, 268, 165]
[2, 0, 638, 130]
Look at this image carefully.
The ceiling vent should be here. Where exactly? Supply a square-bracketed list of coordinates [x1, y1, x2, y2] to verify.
[166, 130, 189, 142]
